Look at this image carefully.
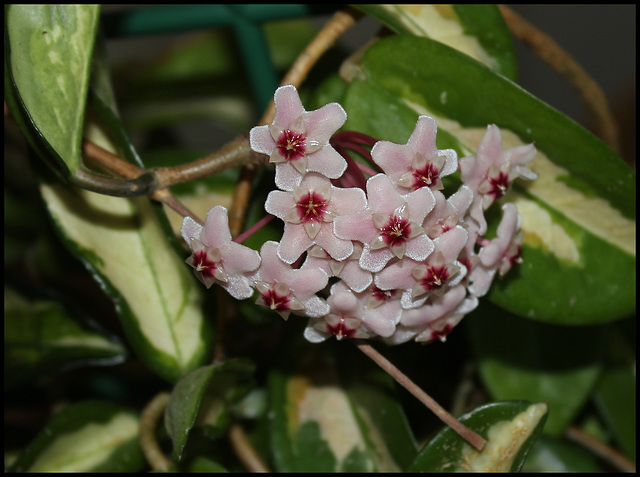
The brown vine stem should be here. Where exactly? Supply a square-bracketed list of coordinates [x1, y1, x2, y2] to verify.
[498, 5, 621, 154]
[139, 392, 172, 472]
[356, 342, 486, 452]
[565, 426, 636, 473]
[82, 139, 204, 225]
[229, 422, 271, 473]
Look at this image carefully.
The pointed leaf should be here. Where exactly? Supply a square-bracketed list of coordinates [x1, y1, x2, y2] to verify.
[165, 359, 255, 463]
[4, 287, 126, 390]
[409, 401, 548, 472]
[343, 35, 635, 324]
[9, 400, 144, 472]
[357, 4, 517, 80]
[5, 5, 100, 178]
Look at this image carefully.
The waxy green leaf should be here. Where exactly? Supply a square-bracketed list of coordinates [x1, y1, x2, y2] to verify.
[469, 306, 605, 436]
[356, 4, 517, 80]
[9, 400, 144, 472]
[165, 359, 255, 463]
[343, 35, 635, 324]
[409, 401, 548, 472]
[4, 287, 126, 390]
[268, 336, 417, 472]
[39, 181, 212, 382]
[5, 5, 101, 179]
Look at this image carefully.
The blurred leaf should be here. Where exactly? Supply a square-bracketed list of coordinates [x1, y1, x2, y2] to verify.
[468, 306, 606, 436]
[592, 324, 636, 462]
[343, 35, 635, 324]
[521, 435, 605, 472]
[268, 336, 417, 472]
[9, 400, 144, 472]
[357, 4, 517, 80]
[4, 287, 126, 390]
[5, 5, 100, 179]
[409, 401, 548, 472]
[165, 359, 255, 463]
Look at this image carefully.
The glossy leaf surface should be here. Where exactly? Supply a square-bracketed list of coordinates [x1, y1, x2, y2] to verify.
[9, 401, 144, 472]
[268, 337, 417, 472]
[469, 306, 605, 436]
[5, 5, 100, 178]
[409, 401, 548, 472]
[4, 287, 126, 390]
[342, 35, 635, 324]
[165, 359, 255, 463]
[357, 4, 517, 80]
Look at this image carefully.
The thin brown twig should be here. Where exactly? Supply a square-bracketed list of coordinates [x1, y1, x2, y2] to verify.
[229, 422, 271, 472]
[565, 425, 636, 473]
[356, 342, 486, 452]
[82, 139, 204, 225]
[498, 5, 621, 154]
[139, 392, 172, 472]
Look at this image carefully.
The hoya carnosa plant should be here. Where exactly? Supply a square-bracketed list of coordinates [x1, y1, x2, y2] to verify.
[181, 85, 536, 345]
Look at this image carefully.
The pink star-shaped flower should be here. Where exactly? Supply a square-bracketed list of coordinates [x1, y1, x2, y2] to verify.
[333, 174, 435, 272]
[249, 241, 329, 320]
[399, 285, 478, 343]
[249, 84, 348, 191]
[181, 206, 261, 299]
[301, 243, 373, 293]
[374, 225, 469, 309]
[370, 115, 458, 193]
[264, 173, 367, 264]
[303, 281, 401, 342]
[459, 124, 536, 234]
[467, 203, 523, 297]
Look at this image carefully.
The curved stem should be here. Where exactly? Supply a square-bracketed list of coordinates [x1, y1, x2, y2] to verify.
[565, 425, 636, 473]
[499, 5, 621, 154]
[229, 422, 271, 472]
[139, 392, 172, 472]
[356, 342, 486, 452]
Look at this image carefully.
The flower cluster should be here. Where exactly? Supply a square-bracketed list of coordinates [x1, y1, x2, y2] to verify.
[181, 85, 536, 345]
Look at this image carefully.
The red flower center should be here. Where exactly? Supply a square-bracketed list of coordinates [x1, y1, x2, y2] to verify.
[192, 250, 219, 280]
[261, 288, 293, 313]
[487, 171, 511, 200]
[370, 286, 397, 303]
[379, 215, 412, 247]
[420, 265, 450, 292]
[326, 317, 357, 340]
[411, 162, 440, 190]
[277, 129, 306, 162]
[296, 191, 329, 223]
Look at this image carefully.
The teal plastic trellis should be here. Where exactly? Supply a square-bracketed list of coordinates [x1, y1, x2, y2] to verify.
[102, 4, 340, 112]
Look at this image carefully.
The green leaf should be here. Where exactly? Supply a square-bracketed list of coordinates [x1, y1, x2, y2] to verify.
[522, 435, 605, 472]
[268, 335, 417, 472]
[592, 324, 636, 462]
[9, 400, 144, 472]
[39, 180, 213, 382]
[356, 4, 517, 80]
[4, 287, 127, 390]
[468, 305, 605, 436]
[343, 35, 635, 324]
[165, 359, 255, 463]
[5, 5, 101, 178]
[409, 401, 548, 472]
